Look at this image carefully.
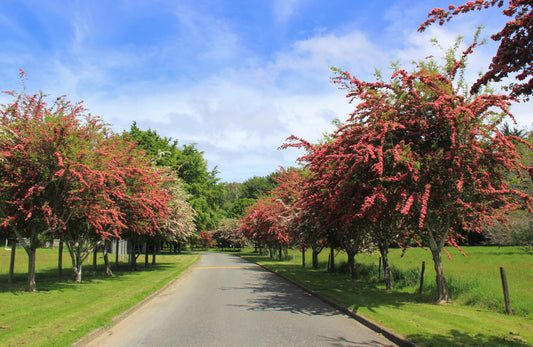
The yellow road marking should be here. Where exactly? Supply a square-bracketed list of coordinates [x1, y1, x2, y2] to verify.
[197, 266, 255, 269]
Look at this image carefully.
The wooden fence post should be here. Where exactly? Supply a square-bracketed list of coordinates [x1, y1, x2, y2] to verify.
[500, 267, 513, 315]
[419, 261, 425, 294]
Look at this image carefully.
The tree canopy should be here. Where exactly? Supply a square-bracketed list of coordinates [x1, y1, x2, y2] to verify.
[419, 0, 533, 99]
[125, 123, 224, 231]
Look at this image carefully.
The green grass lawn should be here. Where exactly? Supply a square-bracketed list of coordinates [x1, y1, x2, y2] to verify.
[0, 247, 199, 346]
[243, 246, 533, 347]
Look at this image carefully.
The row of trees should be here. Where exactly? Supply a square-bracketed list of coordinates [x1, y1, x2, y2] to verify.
[0, 83, 285, 291]
[240, 0, 533, 304]
[0, 77, 196, 292]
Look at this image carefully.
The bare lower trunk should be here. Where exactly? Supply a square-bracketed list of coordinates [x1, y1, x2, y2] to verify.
[58, 239, 63, 277]
[145, 242, 149, 268]
[115, 240, 119, 266]
[130, 239, 138, 271]
[379, 245, 392, 290]
[329, 247, 335, 273]
[301, 248, 306, 267]
[74, 252, 83, 283]
[431, 247, 448, 303]
[312, 249, 320, 269]
[347, 250, 356, 280]
[8, 239, 16, 284]
[427, 221, 450, 304]
[74, 266, 82, 282]
[152, 240, 157, 265]
[27, 247, 37, 292]
[103, 241, 113, 276]
[92, 246, 98, 271]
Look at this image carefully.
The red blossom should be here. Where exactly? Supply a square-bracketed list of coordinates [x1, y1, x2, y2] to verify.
[419, 0, 533, 98]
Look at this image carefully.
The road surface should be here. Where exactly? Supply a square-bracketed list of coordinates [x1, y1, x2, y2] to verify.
[85, 252, 396, 346]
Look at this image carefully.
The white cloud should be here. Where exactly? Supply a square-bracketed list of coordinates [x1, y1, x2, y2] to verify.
[273, 0, 304, 23]
[270, 31, 386, 83]
[5, 1, 532, 183]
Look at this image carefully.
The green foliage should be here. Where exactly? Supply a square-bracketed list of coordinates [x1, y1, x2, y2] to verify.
[125, 123, 225, 230]
[220, 182, 241, 211]
[226, 198, 256, 218]
[218, 173, 280, 219]
[240, 173, 279, 200]
[512, 222, 533, 250]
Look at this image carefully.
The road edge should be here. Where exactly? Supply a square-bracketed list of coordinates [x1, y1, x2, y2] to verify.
[72, 254, 202, 347]
[243, 256, 418, 347]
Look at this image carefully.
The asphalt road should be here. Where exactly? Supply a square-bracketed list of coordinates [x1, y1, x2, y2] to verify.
[85, 252, 397, 347]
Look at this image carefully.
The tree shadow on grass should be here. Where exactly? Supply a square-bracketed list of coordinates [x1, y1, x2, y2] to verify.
[0, 261, 179, 293]
[408, 329, 530, 347]
[266, 263, 431, 315]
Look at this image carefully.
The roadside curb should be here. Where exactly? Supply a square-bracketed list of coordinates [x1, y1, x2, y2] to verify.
[72, 255, 202, 346]
[248, 259, 418, 347]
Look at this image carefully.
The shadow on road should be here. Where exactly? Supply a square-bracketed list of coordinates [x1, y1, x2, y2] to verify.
[222, 271, 341, 317]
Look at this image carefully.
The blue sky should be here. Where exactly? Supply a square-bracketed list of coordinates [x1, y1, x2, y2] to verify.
[1, 1, 531, 182]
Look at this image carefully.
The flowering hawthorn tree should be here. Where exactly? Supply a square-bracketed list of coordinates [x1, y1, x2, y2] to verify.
[240, 195, 291, 259]
[285, 121, 411, 287]
[0, 76, 179, 286]
[159, 170, 196, 247]
[327, 44, 533, 302]
[212, 218, 247, 250]
[282, 136, 372, 278]
[196, 230, 215, 248]
[103, 139, 171, 271]
[269, 168, 315, 266]
[0, 87, 129, 290]
[419, 0, 533, 98]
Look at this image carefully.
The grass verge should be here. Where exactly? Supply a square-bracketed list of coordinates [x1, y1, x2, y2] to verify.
[0, 248, 199, 346]
[241, 247, 533, 347]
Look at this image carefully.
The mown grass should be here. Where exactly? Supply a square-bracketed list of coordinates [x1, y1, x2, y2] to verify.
[242, 246, 533, 347]
[0, 247, 199, 346]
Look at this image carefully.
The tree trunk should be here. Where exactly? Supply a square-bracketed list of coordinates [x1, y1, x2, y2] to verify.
[427, 220, 450, 304]
[301, 248, 306, 267]
[58, 238, 63, 277]
[312, 249, 319, 269]
[74, 266, 82, 283]
[27, 247, 37, 292]
[430, 246, 448, 303]
[144, 242, 149, 268]
[278, 245, 282, 261]
[8, 239, 16, 284]
[103, 240, 113, 276]
[152, 239, 157, 265]
[347, 250, 356, 279]
[92, 246, 98, 271]
[379, 245, 392, 290]
[130, 239, 138, 271]
[74, 251, 83, 283]
[328, 247, 335, 273]
[115, 240, 119, 266]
